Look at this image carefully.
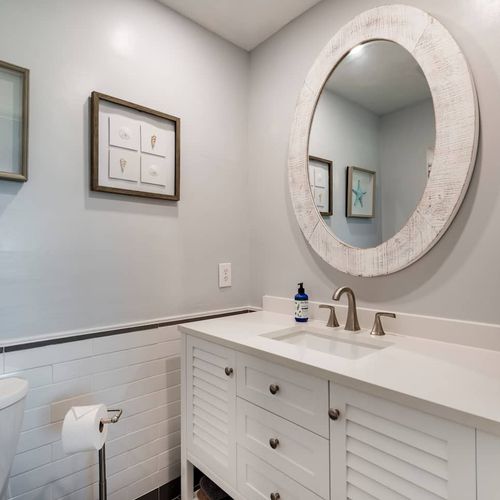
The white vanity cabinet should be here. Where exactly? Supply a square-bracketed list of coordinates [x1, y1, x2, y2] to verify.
[183, 334, 491, 500]
[330, 383, 476, 500]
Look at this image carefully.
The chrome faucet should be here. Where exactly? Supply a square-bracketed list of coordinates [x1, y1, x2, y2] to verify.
[332, 286, 360, 332]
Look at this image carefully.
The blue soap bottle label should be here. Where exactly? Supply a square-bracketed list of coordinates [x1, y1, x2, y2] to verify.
[295, 300, 309, 320]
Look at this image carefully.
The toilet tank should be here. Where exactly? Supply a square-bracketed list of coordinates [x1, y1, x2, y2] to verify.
[0, 378, 29, 500]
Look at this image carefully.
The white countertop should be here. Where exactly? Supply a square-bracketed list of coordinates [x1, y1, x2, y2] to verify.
[180, 311, 500, 432]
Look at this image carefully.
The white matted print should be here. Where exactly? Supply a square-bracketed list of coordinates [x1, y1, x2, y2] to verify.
[141, 155, 171, 187]
[314, 166, 328, 188]
[109, 115, 140, 150]
[109, 148, 140, 182]
[141, 123, 169, 157]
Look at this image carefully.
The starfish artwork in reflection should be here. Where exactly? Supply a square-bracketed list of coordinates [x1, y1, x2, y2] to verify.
[352, 179, 367, 207]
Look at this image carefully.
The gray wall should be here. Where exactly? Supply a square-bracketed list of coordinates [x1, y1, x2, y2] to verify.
[248, 0, 500, 323]
[0, 0, 250, 340]
[1, 0, 499, 340]
[310, 89, 381, 248]
[379, 98, 435, 241]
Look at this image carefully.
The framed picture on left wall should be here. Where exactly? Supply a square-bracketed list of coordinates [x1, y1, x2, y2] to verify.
[90, 91, 180, 201]
[0, 59, 29, 182]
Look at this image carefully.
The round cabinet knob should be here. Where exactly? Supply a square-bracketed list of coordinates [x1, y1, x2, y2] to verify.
[269, 384, 280, 395]
[270, 493, 281, 500]
[329, 408, 341, 421]
[224, 367, 233, 377]
[269, 437, 280, 449]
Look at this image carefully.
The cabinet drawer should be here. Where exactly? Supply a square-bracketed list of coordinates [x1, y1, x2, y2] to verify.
[237, 398, 329, 499]
[237, 446, 324, 500]
[236, 351, 329, 437]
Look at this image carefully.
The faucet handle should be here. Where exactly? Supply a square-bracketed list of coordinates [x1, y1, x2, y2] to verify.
[319, 304, 340, 328]
[371, 312, 396, 336]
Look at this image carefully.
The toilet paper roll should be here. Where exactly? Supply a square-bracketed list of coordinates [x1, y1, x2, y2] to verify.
[62, 404, 108, 454]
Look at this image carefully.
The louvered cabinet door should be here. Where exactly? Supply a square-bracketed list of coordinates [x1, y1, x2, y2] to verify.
[330, 383, 476, 500]
[186, 336, 237, 487]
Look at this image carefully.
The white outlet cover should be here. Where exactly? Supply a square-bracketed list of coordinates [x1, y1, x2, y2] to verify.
[218, 263, 232, 288]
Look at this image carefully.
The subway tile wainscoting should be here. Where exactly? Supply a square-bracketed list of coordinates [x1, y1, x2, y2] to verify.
[0, 310, 253, 500]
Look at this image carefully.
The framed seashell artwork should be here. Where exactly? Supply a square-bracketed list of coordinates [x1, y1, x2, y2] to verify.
[91, 91, 180, 201]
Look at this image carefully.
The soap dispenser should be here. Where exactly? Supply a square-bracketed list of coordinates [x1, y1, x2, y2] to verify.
[294, 283, 309, 322]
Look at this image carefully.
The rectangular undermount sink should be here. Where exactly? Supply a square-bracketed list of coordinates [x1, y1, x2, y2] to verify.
[263, 326, 392, 360]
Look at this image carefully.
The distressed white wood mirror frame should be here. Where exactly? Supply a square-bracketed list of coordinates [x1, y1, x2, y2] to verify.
[288, 5, 479, 277]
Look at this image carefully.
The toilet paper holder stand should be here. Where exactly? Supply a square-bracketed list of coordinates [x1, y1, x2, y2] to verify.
[99, 409, 123, 500]
[99, 408, 122, 430]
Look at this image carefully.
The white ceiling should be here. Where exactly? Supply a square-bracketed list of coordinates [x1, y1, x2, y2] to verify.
[326, 41, 432, 116]
[158, 0, 323, 51]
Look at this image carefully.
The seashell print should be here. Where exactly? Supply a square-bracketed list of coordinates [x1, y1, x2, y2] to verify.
[148, 165, 158, 176]
[120, 158, 127, 173]
[118, 126, 131, 141]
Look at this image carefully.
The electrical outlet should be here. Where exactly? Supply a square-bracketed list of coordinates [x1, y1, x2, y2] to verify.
[218, 263, 232, 288]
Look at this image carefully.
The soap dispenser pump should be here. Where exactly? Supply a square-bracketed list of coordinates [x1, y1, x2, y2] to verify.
[294, 283, 309, 322]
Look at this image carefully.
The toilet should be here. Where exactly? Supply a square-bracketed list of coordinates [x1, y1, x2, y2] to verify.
[0, 378, 28, 500]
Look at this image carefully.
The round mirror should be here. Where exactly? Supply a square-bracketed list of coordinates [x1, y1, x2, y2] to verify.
[289, 5, 478, 276]
[309, 41, 435, 248]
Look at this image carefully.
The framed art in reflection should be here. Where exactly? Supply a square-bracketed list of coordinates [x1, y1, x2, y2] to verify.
[91, 91, 180, 201]
[308, 155, 333, 216]
[0, 60, 29, 182]
[347, 166, 375, 218]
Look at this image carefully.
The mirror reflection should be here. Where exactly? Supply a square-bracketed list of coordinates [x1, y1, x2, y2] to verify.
[309, 40, 435, 248]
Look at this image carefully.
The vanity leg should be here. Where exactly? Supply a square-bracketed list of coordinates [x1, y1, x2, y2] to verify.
[180, 333, 194, 499]
[181, 457, 194, 500]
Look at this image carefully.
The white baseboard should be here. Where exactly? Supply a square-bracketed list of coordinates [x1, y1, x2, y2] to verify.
[263, 295, 500, 352]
